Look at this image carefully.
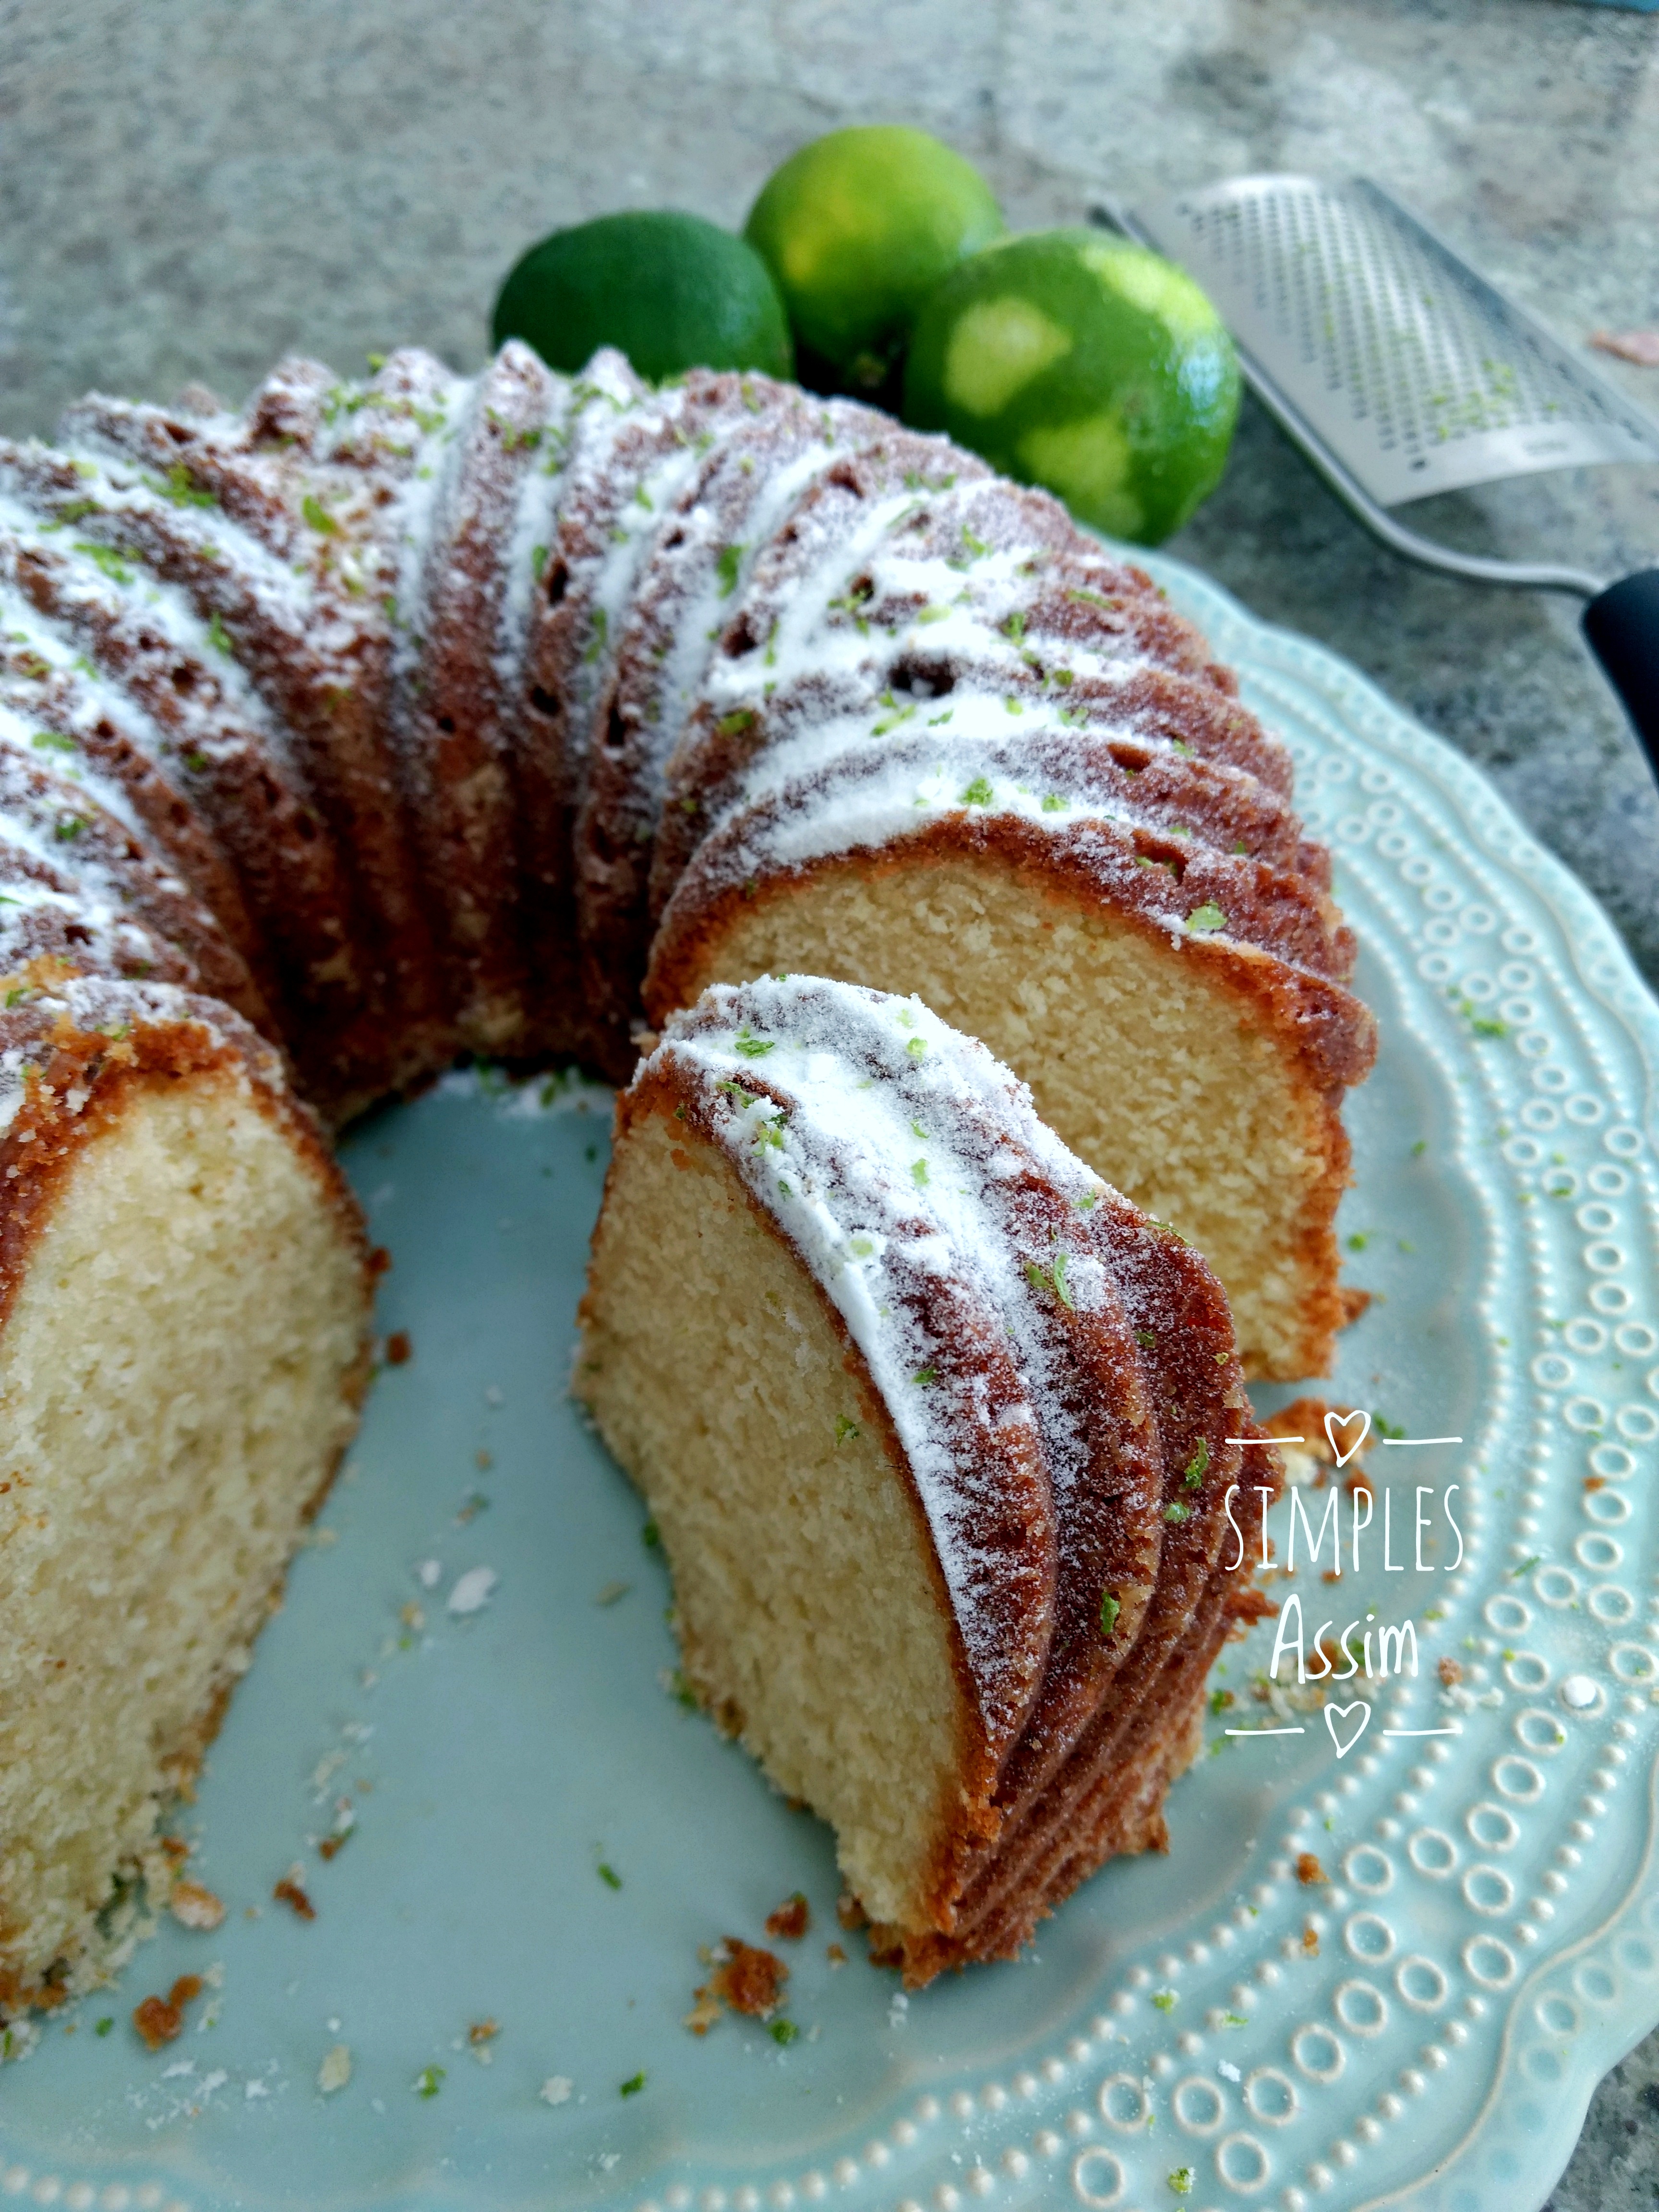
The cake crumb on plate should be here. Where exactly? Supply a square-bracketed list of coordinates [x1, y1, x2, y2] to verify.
[687, 1939, 789, 2032]
[447, 1566, 498, 1615]
[132, 1976, 204, 2051]
[273, 1871, 315, 1922]
[765, 1892, 810, 1939]
[170, 1880, 226, 1931]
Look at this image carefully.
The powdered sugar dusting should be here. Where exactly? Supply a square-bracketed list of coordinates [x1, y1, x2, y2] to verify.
[653, 974, 1128, 1737]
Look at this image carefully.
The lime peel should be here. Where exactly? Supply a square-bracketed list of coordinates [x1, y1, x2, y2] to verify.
[903, 227, 1240, 545]
[944, 298, 1073, 416]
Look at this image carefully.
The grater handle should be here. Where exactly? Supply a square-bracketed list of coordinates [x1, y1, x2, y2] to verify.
[1583, 570, 1659, 777]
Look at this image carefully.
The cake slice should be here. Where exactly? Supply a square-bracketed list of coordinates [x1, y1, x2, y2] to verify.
[0, 975, 370, 2020]
[576, 974, 1270, 1980]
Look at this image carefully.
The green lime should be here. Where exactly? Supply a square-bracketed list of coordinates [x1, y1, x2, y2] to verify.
[492, 211, 793, 384]
[901, 229, 1240, 545]
[744, 127, 1004, 395]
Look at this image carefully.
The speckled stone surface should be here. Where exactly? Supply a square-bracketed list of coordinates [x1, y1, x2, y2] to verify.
[1, 0, 1658, 2195]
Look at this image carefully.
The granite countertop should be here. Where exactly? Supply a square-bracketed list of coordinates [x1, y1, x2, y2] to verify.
[2, 0, 1658, 2199]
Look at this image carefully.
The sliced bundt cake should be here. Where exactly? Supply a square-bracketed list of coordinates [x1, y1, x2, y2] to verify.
[0, 338, 1366, 2020]
[0, 342, 1371, 1369]
[576, 975, 1274, 1984]
[0, 973, 369, 2020]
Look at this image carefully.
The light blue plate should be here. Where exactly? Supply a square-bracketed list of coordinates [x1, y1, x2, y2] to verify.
[3, 549, 1658, 2212]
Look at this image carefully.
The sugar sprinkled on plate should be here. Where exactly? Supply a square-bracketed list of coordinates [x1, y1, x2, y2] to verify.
[448, 1567, 499, 1616]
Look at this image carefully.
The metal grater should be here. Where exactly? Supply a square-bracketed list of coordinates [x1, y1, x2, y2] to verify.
[1123, 175, 1659, 507]
[1099, 175, 1659, 767]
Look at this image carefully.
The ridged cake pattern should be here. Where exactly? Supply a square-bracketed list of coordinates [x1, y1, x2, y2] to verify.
[601, 973, 1264, 1978]
[0, 342, 1369, 1133]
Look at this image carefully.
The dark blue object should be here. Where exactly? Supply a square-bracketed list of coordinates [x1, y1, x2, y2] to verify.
[1584, 569, 1659, 775]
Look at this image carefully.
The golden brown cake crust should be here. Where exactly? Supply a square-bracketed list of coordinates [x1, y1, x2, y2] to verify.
[647, 805, 1370, 1044]
[871, 1180, 1273, 1984]
[0, 519, 368, 1106]
[0, 643, 273, 997]
[0, 969, 369, 1336]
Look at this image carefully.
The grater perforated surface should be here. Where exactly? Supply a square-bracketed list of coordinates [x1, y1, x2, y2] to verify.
[1131, 175, 1659, 506]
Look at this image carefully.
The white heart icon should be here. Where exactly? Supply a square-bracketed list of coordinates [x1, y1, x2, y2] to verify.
[1324, 1407, 1371, 1467]
[1324, 1700, 1371, 1758]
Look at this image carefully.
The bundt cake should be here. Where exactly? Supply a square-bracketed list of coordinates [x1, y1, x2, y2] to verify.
[0, 337, 1359, 2019]
[576, 975, 1270, 1985]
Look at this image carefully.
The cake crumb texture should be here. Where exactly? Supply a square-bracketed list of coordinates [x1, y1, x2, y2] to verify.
[0, 986, 367, 2019]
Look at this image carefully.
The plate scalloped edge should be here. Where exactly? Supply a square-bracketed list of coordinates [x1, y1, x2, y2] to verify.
[1144, 545, 1659, 2212]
